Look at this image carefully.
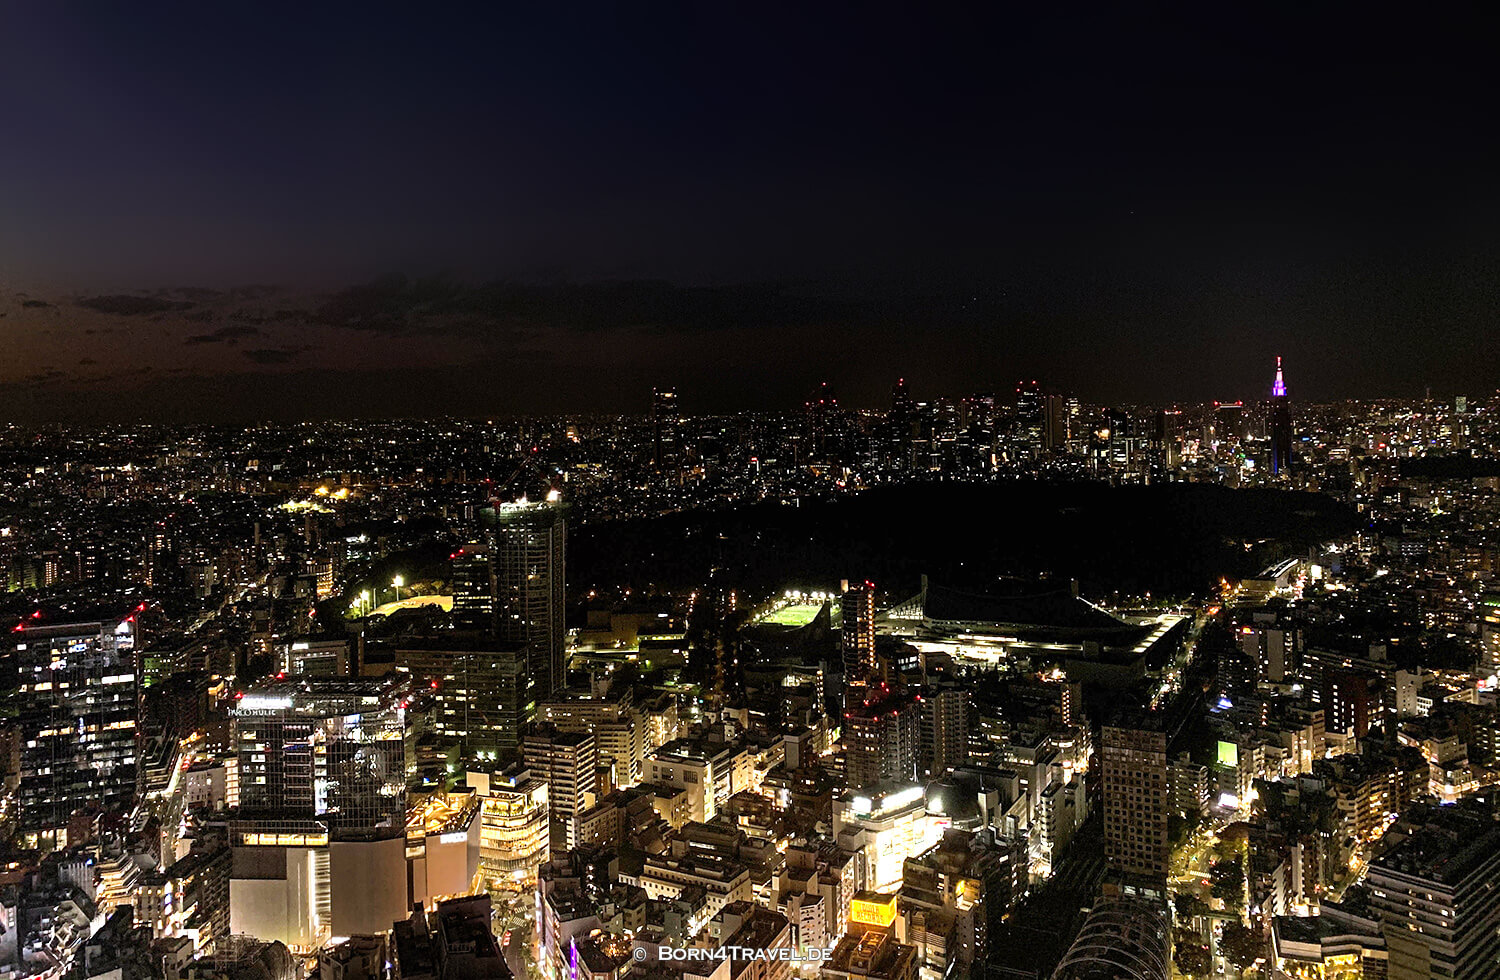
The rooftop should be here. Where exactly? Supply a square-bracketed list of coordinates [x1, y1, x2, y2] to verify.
[1371, 803, 1500, 885]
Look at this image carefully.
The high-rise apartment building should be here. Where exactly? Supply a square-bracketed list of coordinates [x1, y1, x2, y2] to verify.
[537, 681, 643, 787]
[1100, 720, 1169, 881]
[841, 582, 877, 684]
[1367, 803, 1500, 980]
[918, 683, 968, 779]
[845, 683, 917, 790]
[7, 615, 140, 845]
[1323, 668, 1379, 739]
[523, 724, 599, 850]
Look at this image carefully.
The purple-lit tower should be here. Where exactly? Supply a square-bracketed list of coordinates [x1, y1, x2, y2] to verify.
[1270, 356, 1292, 477]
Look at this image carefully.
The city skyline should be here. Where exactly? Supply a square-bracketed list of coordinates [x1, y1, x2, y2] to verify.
[0, 312, 1478, 425]
[0, 7, 1497, 979]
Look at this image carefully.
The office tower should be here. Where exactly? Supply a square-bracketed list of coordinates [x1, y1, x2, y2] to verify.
[1014, 380, 1044, 451]
[230, 677, 414, 946]
[454, 499, 567, 706]
[1213, 400, 1246, 441]
[1270, 356, 1292, 477]
[1100, 720, 1169, 880]
[7, 616, 140, 846]
[1051, 897, 1170, 980]
[883, 377, 919, 470]
[524, 724, 599, 849]
[234, 677, 407, 839]
[492, 500, 567, 699]
[1041, 393, 1068, 450]
[841, 582, 877, 683]
[1367, 803, 1500, 980]
[450, 547, 495, 632]
[918, 683, 968, 779]
[397, 638, 529, 759]
[651, 387, 680, 471]
[1453, 395, 1469, 448]
[804, 381, 842, 463]
[1155, 408, 1183, 467]
[845, 683, 918, 790]
[1156, 408, 1182, 444]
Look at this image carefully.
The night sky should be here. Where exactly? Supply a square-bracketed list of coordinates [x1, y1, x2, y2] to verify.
[1, 5, 1494, 422]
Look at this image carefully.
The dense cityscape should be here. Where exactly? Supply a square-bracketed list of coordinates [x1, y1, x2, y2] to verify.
[5, 4, 1495, 980]
[1, 362, 1498, 980]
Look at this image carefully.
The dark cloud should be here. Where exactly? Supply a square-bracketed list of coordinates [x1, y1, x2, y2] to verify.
[226, 307, 308, 325]
[242, 346, 308, 365]
[21, 299, 51, 309]
[77, 294, 194, 316]
[313, 275, 873, 339]
[159, 286, 224, 301]
[230, 285, 282, 301]
[185, 325, 261, 345]
[24, 368, 67, 389]
[71, 365, 156, 387]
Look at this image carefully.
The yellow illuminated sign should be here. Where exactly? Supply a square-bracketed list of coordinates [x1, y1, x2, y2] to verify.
[850, 896, 897, 928]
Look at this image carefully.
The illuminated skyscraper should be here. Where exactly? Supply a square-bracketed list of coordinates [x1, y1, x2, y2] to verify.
[845, 682, 917, 790]
[1213, 400, 1246, 442]
[804, 381, 844, 464]
[1041, 393, 1069, 451]
[841, 581, 878, 683]
[7, 615, 140, 846]
[233, 677, 407, 840]
[1270, 356, 1292, 477]
[651, 387, 680, 471]
[1101, 719, 1168, 881]
[886, 378, 918, 469]
[454, 498, 568, 704]
[491, 500, 567, 700]
[523, 723, 598, 849]
[1014, 380, 1044, 452]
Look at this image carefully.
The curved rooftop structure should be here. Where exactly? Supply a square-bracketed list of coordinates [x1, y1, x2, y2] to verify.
[1052, 898, 1169, 980]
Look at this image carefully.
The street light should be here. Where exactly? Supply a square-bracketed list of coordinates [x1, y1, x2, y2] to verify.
[359, 589, 370, 614]
[392, 575, 404, 602]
